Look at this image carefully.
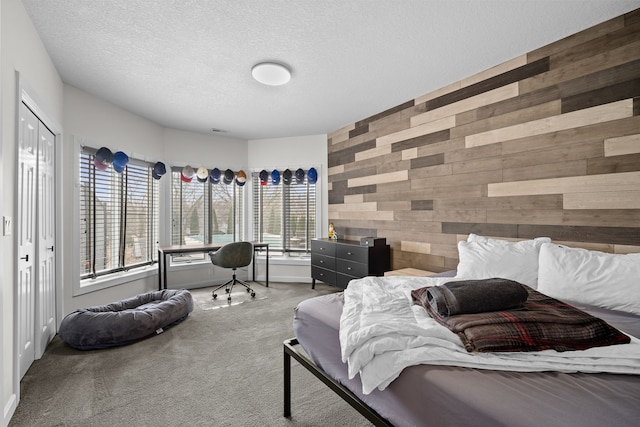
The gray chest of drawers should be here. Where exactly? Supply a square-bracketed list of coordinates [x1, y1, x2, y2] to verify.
[311, 238, 390, 289]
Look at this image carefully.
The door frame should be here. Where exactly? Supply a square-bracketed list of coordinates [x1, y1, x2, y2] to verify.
[12, 72, 64, 409]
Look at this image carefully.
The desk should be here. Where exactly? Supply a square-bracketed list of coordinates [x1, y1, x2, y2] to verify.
[157, 242, 269, 290]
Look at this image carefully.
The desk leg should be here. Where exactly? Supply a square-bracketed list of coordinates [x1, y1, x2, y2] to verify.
[163, 252, 168, 290]
[252, 248, 256, 282]
[158, 249, 162, 290]
[266, 245, 269, 287]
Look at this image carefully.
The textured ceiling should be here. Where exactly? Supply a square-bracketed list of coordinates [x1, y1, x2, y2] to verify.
[21, 0, 640, 140]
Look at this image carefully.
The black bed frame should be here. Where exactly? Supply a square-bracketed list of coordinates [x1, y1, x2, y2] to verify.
[283, 337, 393, 426]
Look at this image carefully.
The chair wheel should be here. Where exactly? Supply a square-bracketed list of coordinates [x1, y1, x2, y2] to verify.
[213, 293, 218, 299]
[225, 288, 230, 293]
[246, 288, 251, 293]
[251, 292, 256, 298]
[227, 296, 232, 302]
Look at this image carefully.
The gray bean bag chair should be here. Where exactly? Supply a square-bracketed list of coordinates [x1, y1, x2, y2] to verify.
[59, 289, 194, 350]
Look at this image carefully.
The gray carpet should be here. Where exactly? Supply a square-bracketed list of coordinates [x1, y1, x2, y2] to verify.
[9, 282, 374, 427]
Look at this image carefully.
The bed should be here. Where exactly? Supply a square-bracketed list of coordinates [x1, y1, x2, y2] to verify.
[284, 236, 640, 426]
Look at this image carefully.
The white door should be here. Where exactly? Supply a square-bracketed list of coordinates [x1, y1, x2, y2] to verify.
[35, 120, 56, 358]
[17, 103, 38, 378]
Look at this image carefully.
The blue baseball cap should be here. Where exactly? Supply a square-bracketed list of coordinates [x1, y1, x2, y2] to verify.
[210, 167, 221, 183]
[307, 167, 317, 184]
[271, 169, 280, 185]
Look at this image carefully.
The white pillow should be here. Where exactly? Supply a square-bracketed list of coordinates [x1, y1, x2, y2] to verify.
[456, 235, 551, 288]
[537, 243, 640, 315]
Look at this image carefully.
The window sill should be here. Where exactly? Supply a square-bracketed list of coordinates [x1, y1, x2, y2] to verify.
[75, 264, 158, 296]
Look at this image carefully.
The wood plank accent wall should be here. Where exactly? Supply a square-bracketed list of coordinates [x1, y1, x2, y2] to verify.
[327, 9, 640, 273]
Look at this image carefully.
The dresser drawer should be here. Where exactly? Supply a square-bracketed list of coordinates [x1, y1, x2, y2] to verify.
[311, 252, 335, 270]
[311, 266, 336, 286]
[336, 244, 368, 263]
[336, 273, 355, 289]
[311, 239, 336, 257]
[336, 258, 368, 278]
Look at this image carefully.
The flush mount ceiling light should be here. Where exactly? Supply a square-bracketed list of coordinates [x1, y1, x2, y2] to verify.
[251, 62, 291, 86]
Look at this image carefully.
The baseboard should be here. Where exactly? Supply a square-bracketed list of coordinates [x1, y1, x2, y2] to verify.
[3, 392, 17, 427]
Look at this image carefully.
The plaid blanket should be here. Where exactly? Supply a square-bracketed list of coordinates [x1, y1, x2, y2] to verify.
[412, 285, 631, 353]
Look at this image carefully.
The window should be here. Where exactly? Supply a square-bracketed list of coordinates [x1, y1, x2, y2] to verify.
[79, 148, 159, 279]
[252, 170, 316, 255]
[170, 169, 245, 262]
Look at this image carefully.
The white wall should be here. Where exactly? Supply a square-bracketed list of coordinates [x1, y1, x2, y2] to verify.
[1, 0, 64, 424]
[1, 3, 329, 424]
[248, 134, 328, 283]
[63, 85, 251, 311]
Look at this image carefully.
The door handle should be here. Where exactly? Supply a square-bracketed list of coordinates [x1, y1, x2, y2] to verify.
[20, 254, 29, 262]
[47, 246, 54, 251]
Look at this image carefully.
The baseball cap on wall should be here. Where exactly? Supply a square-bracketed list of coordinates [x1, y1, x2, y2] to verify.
[152, 161, 167, 180]
[113, 151, 129, 173]
[181, 165, 194, 183]
[307, 167, 318, 184]
[282, 169, 292, 185]
[210, 167, 221, 183]
[196, 166, 209, 183]
[259, 170, 269, 186]
[94, 147, 114, 171]
[223, 169, 235, 184]
[295, 168, 305, 184]
[271, 169, 280, 185]
[236, 170, 247, 186]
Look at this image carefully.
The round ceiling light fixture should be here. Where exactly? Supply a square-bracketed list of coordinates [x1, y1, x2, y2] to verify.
[251, 62, 291, 86]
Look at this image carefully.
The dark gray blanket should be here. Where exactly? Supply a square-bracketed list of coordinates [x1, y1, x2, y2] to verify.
[415, 278, 528, 316]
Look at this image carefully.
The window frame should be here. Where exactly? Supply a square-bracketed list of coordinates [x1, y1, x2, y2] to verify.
[73, 139, 159, 296]
[250, 169, 318, 257]
[169, 167, 245, 265]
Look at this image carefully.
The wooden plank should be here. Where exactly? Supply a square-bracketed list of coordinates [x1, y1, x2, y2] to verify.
[334, 210, 394, 221]
[427, 58, 549, 111]
[517, 224, 640, 246]
[377, 116, 455, 147]
[502, 159, 586, 182]
[355, 145, 392, 162]
[466, 99, 633, 148]
[502, 140, 602, 170]
[410, 153, 445, 170]
[435, 194, 563, 211]
[562, 79, 640, 114]
[400, 241, 431, 254]
[434, 209, 487, 223]
[411, 83, 519, 127]
[587, 153, 640, 175]
[385, 268, 434, 277]
[500, 116, 640, 156]
[563, 191, 640, 209]
[488, 171, 640, 197]
[605, 134, 640, 156]
[452, 100, 561, 139]
[348, 170, 408, 188]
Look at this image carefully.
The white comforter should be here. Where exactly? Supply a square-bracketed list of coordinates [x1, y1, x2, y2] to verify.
[339, 276, 640, 395]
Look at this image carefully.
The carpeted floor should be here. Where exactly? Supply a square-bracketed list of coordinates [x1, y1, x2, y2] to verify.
[9, 282, 374, 427]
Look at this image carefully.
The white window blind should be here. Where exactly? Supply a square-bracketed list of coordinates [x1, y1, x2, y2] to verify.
[79, 149, 159, 279]
[252, 171, 316, 254]
[170, 169, 245, 262]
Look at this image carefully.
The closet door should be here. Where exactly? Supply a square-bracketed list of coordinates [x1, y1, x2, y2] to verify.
[35, 121, 56, 358]
[17, 103, 38, 378]
[17, 102, 57, 377]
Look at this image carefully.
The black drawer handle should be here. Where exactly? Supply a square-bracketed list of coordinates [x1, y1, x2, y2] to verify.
[319, 272, 324, 277]
[319, 260, 324, 264]
[347, 267, 352, 271]
[347, 252, 352, 255]
[320, 247, 325, 250]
